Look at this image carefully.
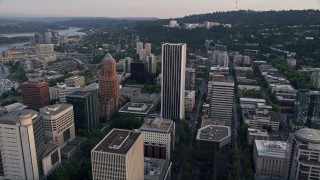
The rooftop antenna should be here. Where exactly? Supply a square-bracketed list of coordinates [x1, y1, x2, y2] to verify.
[236, 0, 238, 10]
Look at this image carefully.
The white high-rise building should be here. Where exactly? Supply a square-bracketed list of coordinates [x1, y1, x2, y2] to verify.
[145, 43, 152, 56]
[0, 110, 45, 179]
[139, 49, 147, 61]
[136, 42, 143, 54]
[40, 104, 75, 147]
[161, 43, 186, 120]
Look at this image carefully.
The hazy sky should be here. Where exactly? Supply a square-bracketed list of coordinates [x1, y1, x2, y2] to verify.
[0, 0, 319, 18]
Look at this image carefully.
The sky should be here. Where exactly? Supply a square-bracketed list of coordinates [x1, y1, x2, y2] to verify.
[0, 0, 319, 18]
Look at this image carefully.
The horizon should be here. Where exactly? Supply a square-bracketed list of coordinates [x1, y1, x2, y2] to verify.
[0, 0, 319, 18]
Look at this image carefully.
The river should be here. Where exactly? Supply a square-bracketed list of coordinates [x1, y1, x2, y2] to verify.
[0, 27, 86, 57]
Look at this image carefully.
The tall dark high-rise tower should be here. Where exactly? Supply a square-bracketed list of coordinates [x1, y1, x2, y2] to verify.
[161, 43, 186, 120]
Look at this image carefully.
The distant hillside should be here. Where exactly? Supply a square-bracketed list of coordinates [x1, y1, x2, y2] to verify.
[174, 10, 320, 25]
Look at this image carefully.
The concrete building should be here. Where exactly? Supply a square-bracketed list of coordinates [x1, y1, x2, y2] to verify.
[286, 128, 320, 180]
[253, 140, 287, 178]
[243, 108, 280, 131]
[66, 89, 99, 132]
[131, 93, 161, 106]
[168, 20, 178, 27]
[49, 83, 80, 102]
[145, 43, 152, 56]
[292, 90, 320, 130]
[146, 54, 157, 74]
[139, 49, 147, 61]
[99, 53, 120, 122]
[196, 125, 232, 180]
[207, 76, 234, 126]
[136, 42, 144, 54]
[119, 102, 154, 118]
[140, 117, 175, 160]
[91, 129, 144, 180]
[0, 109, 58, 179]
[185, 68, 195, 91]
[64, 76, 85, 87]
[161, 43, 186, 120]
[20, 81, 50, 109]
[310, 72, 320, 88]
[185, 90, 195, 113]
[247, 128, 269, 145]
[212, 50, 229, 67]
[40, 104, 75, 147]
[123, 57, 132, 73]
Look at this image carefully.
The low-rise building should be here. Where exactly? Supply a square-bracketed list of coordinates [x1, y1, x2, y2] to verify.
[64, 75, 85, 87]
[253, 140, 287, 178]
[119, 102, 154, 118]
[131, 93, 161, 106]
[247, 128, 269, 145]
[243, 108, 280, 131]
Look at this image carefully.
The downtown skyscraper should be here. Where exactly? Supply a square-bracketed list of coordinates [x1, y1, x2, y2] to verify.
[161, 43, 186, 120]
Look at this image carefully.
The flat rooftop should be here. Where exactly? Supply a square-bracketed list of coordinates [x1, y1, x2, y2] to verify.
[131, 93, 160, 103]
[40, 103, 72, 116]
[0, 109, 38, 125]
[144, 157, 171, 180]
[140, 117, 174, 133]
[93, 129, 141, 154]
[255, 140, 287, 158]
[196, 125, 231, 142]
[119, 102, 153, 115]
[43, 144, 59, 157]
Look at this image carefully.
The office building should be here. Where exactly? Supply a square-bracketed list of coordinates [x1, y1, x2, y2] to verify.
[145, 43, 152, 56]
[243, 108, 280, 131]
[91, 129, 144, 180]
[247, 128, 269, 145]
[253, 140, 287, 177]
[0, 109, 47, 179]
[185, 90, 195, 113]
[20, 81, 50, 109]
[40, 104, 75, 147]
[99, 53, 120, 122]
[146, 54, 157, 74]
[139, 49, 147, 61]
[311, 72, 320, 88]
[64, 76, 85, 87]
[131, 61, 147, 84]
[66, 89, 99, 132]
[196, 125, 231, 180]
[292, 90, 320, 130]
[119, 102, 154, 118]
[161, 43, 186, 120]
[34, 33, 44, 44]
[144, 158, 172, 180]
[49, 83, 80, 102]
[140, 117, 175, 160]
[124, 57, 132, 73]
[185, 68, 196, 90]
[136, 42, 144, 54]
[212, 50, 229, 67]
[207, 76, 234, 126]
[286, 128, 320, 180]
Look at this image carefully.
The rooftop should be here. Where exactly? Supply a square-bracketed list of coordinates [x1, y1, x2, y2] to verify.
[248, 128, 269, 136]
[93, 129, 141, 154]
[294, 128, 320, 144]
[254, 140, 287, 158]
[0, 109, 38, 125]
[144, 158, 171, 180]
[40, 103, 72, 116]
[140, 117, 174, 133]
[102, 53, 114, 62]
[119, 102, 153, 115]
[131, 93, 160, 103]
[196, 125, 231, 142]
[43, 144, 59, 157]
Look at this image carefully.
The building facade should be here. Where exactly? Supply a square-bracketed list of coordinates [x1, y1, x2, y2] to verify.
[91, 129, 144, 180]
[161, 43, 186, 120]
[64, 76, 85, 87]
[247, 128, 269, 145]
[20, 81, 50, 109]
[286, 128, 320, 180]
[253, 140, 287, 177]
[40, 104, 75, 147]
[140, 117, 175, 160]
[99, 53, 120, 122]
[185, 68, 195, 90]
[66, 89, 99, 132]
[207, 76, 234, 126]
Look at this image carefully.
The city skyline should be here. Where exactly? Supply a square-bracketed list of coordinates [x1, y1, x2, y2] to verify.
[0, 0, 319, 18]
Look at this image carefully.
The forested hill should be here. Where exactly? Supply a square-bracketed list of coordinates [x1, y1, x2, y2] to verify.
[175, 10, 320, 25]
